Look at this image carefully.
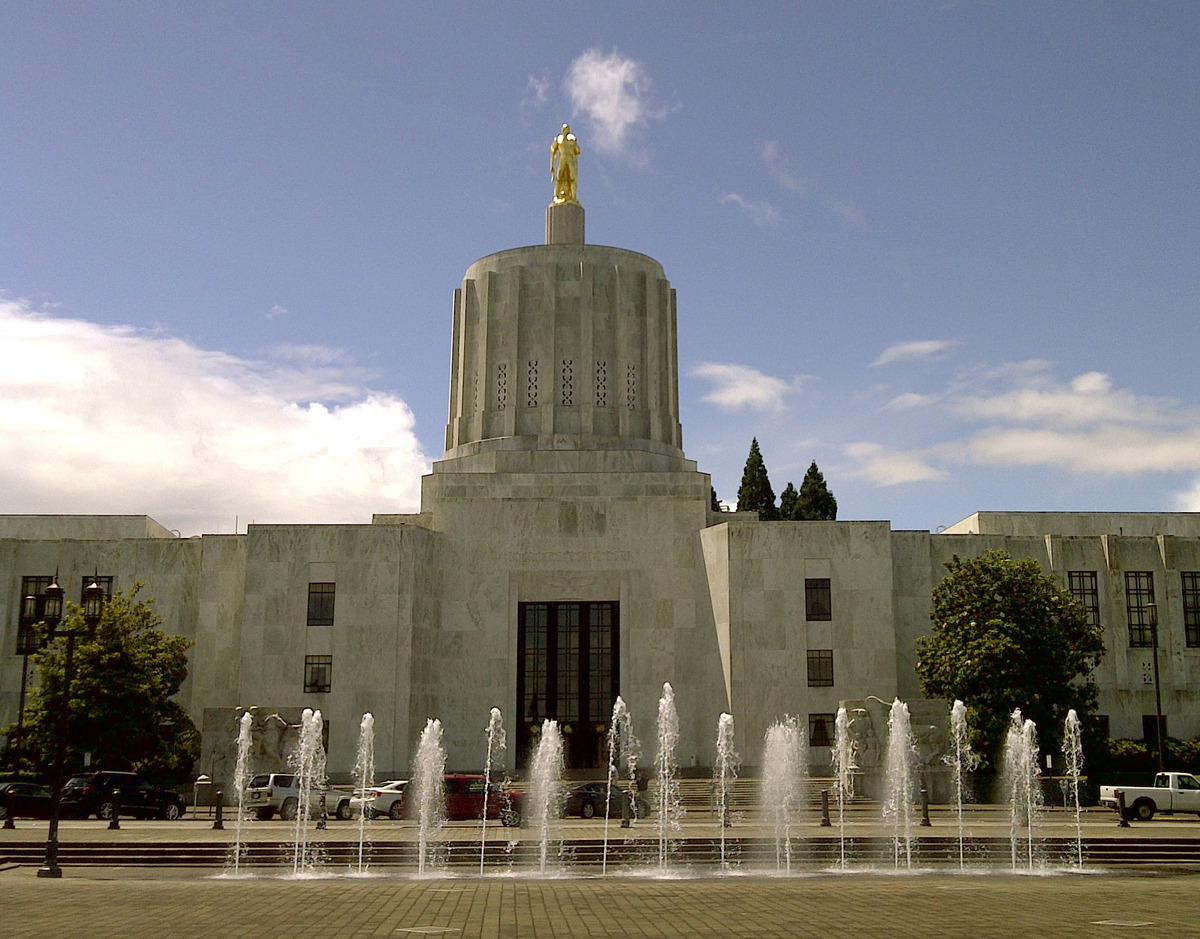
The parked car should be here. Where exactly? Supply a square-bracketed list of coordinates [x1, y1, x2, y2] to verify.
[401, 774, 523, 826]
[58, 771, 185, 820]
[351, 779, 409, 819]
[563, 781, 650, 820]
[1099, 772, 1200, 820]
[0, 781, 54, 819]
[244, 773, 355, 821]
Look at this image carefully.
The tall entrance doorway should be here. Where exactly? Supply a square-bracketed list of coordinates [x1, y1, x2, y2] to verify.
[516, 601, 618, 770]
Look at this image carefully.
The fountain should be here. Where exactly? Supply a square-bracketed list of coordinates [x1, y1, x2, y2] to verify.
[230, 710, 254, 874]
[528, 719, 564, 874]
[655, 682, 682, 870]
[288, 708, 326, 875]
[411, 718, 447, 876]
[1063, 709, 1084, 868]
[883, 699, 915, 870]
[603, 696, 639, 874]
[714, 712, 738, 868]
[1002, 709, 1041, 871]
[481, 708, 505, 875]
[761, 717, 804, 873]
[353, 713, 375, 874]
[832, 707, 854, 870]
[946, 700, 979, 870]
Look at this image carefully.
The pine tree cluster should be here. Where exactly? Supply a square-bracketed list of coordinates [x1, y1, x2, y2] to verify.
[735, 438, 837, 521]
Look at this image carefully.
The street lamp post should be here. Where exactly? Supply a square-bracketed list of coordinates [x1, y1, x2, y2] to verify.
[37, 575, 105, 879]
[1147, 601, 1166, 773]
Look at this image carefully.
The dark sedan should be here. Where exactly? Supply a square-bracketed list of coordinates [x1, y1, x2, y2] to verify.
[563, 781, 649, 820]
[0, 781, 54, 819]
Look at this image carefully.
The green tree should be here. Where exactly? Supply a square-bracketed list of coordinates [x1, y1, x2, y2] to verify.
[3, 584, 200, 783]
[915, 550, 1105, 767]
[710, 486, 722, 513]
[778, 482, 799, 520]
[794, 461, 838, 520]
[736, 437, 777, 519]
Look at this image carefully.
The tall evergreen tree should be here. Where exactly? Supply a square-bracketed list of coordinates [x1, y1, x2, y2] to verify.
[778, 482, 799, 521]
[794, 461, 837, 520]
[736, 438, 778, 519]
[710, 486, 721, 512]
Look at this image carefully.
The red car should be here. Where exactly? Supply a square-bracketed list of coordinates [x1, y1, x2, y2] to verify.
[402, 774, 523, 826]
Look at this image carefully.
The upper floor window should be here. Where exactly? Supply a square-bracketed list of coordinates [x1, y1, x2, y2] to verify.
[1182, 572, 1200, 648]
[80, 575, 114, 602]
[1067, 571, 1100, 628]
[807, 650, 834, 687]
[307, 583, 335, 627]
[304, 654, 332, 693]
[808, 713, 835, 747]
[1125, 572, 1155, 648]
[15, 575, 54, 655]
[805, 578, 832, 621]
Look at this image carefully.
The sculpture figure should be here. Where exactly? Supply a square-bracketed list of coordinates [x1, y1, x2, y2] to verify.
[550, 123, 580, 204]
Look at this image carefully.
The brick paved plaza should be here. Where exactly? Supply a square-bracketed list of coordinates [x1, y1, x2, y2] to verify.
[2, 865, 1196, 939]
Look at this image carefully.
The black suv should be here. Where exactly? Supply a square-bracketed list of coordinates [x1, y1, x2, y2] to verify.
[59, 771, 185, 820]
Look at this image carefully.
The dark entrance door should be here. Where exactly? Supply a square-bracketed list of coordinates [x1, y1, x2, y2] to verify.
[516, 601, 618, 770]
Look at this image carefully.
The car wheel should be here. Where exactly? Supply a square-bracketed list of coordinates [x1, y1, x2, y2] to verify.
[581, 801, 595, 819]
[500, 807, 521, 828]
[388, 800, 404, 820]
[162, 802, 182, 821]
[337, 800, 353, 821]
[280, 797, 299, 821]
[1133, 799, 1155, 821]
[256, 807, 275, 821]
[98, 800, 117, 821]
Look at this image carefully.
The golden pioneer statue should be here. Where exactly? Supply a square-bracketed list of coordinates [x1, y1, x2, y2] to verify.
[550, 123, 580, 204]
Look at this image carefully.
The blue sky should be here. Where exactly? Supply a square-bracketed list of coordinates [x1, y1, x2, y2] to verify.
[3, 3, 1198, 535]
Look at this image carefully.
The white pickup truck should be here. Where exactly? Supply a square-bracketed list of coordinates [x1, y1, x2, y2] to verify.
[1099, 772, 1200, 821]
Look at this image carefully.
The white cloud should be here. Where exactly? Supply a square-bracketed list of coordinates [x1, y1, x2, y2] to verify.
[870, 339, 958, 367]
[761, 141, 865, 228]
[1176, 477, 1200, 511]
[720, 193, 781, 227]
[565, 49, 658, 156]
[843, 442, 948, 486]
[885, 392, 936, 411]
[0, 298, 430, 535]
[691, 362, 795, 413]
[523, 71, 550, 110]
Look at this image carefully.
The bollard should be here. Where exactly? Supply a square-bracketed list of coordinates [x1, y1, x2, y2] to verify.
[919, 785, 932, 827]
[2, 810, 14, 829]
[820, 789, 832, 827]
[212, 790, 224, 830]
[1116, 789, 1131, 828]
[108, 789, 121, 830]
[316, 794, 328, 830]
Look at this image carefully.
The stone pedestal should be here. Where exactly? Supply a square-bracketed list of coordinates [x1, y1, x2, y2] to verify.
[545, 201, 584, 245]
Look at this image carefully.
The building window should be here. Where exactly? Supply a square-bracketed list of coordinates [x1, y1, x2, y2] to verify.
[307, 583, 335, 627]
[517, 601, 619, 769]
[16, 575, 54, 655]
[1182, 572, 1200, 648]
[1067, 571, 1100, 627]
[807, 650, 834, 687]
[304, 655, 332, 693]
[808, 713, 836, 748]
[1125, 572, 1155, 648]
[805, 578, 832, 621]
[1142, 714, 1167, 749]
[1094, 714, 1110, 741]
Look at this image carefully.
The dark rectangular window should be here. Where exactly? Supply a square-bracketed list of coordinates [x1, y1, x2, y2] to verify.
[304, 655, 332, 693]
[1067, 571, 1100, 628]
[307, 583, 336, 627]
[1142, 714, 1167, 748]
[1125, 572, 1155, 647]
[1182, 572, 1200, 648]
[807, 650, 834, 687]
[1094, 714, 1110, 740]
[16, 575, 54, 655]
[805, 578, 832, 621]
[808, 713, 836, 748]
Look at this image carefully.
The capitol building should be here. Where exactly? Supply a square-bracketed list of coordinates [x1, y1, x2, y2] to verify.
[4, 143, 1198, 784]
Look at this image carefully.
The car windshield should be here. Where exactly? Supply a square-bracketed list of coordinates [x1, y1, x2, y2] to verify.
[64, 775, 91, 787]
